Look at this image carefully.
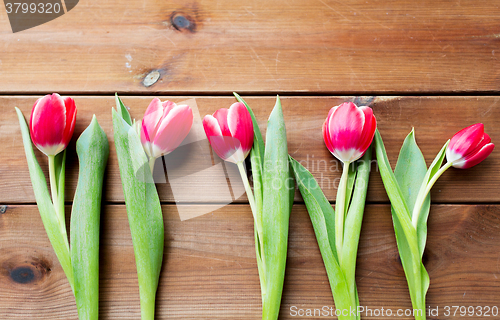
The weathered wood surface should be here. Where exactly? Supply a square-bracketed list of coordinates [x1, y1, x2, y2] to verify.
[1, 95, 498, 204]
[0, 0, 500, 93]
[1, 204, 499, 319]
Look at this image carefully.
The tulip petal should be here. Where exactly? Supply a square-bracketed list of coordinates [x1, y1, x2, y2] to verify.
[142, 98, 164, 143]
[452, 142, 494, 169]
[323, 105, 340, 153]
[141, 120, 154, 158]
[62, 97, 77, 149]
[153, 105, 193, 157]
[334, 149, 362, 163]
[326, 105, 339, 121]
[357, 106, 377, 154]
[162, 100, 177, 110]
[227, 102, 254, 156]
[482, 132, 492, 145]
[327, 102, 365, 162]
[30, 93, 67, 155]
[322, 118, 334, 154]
[447, 123, 484, 161]
[207, 135, 243, 163]
[213, 108, 232, 136]
[203, 114, 223, 137]
[159, 100, 177, 128]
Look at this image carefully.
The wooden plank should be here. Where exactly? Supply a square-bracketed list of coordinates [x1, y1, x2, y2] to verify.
[0, 204, 499, 319]
[2, 95, 498, 204]
[0, 0, 499, 93]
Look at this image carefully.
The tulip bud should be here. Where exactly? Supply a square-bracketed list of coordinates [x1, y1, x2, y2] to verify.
[29, 93, 77, 156]
[140, 98, 194, 160]
[322, 102, 377, 163]
[446, 123, 494, 169]
[202, 102, 254, 164]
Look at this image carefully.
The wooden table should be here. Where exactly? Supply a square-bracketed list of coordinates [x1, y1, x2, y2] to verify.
[1, 0, 499, 319]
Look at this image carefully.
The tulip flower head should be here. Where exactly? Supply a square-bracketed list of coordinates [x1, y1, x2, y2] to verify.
[29, 93, 77, 156]
[323, 102, 376, 258]
[203, 102, 254, 164]
[140, 98, 193, 160]
[323, 102, 377, 163]
[446, 123, 494, 169]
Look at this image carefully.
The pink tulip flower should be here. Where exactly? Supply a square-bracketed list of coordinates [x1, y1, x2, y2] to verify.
[29, 93, 77, 156]
[323, 102, 377, 163]
[202, 102, 254, 164]
[323, 102, 376, 257]
[446, 123, 494, 169]
[140, 98, 193, 161]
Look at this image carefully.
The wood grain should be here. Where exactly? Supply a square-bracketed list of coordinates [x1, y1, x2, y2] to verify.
[0, 0, 499, 93]
[1, 95, 498, 204]
[0, 204, 499, 319]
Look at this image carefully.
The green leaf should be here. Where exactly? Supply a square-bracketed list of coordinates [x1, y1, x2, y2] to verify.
[15, 107, 74, 292]
[424, 140, 450, 187]
[251, 147, 265, 293]
[341, 146, 372, 314]
[71, 116, 109, 320]
[113, 107, 164, 320]
[394, 129, 428, 218]
[235, 92, 265, 229]
[414, 140, 449, 256]
[373, 130, 413, 235]
[393, 129, 430, 257]
[115, 93, 132, 126]
[261, 96, 293, 320]
[374, 129, 426, 317]
[289, 156, 337, 261]
[289, 156, 353, 318]
[234, 93, 266, 279]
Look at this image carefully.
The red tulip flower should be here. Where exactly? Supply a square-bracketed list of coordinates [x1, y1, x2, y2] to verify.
[24, 93, 78, 277]
[322, 101, 377, 258]
[412, 123, 494, 229]
[29, 93, 77, 156]
[323, 102, 377, 164]
[202, 102, 254, 164]
[140, 98, 193, 171]
[446, 123, 494, 169]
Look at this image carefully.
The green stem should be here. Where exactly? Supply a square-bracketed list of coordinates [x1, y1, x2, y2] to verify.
[48, 155, 67, 238]
[47, 156, 59, 217]
[237, 162, 256, 213]
[335, 161, 350, 260]
[411, 161, 453, 227]
[48, 154, 74, 293]
[237, 161, 267, 295]
[412, 297, 427, 320]
[140, 297, 155, 320]
[149, 157, 157, 174]
[237, 161, 260, 230]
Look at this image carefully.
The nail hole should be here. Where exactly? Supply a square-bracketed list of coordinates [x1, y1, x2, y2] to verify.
[0, 205, 6, 214]
[143, 70, 161, 87]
